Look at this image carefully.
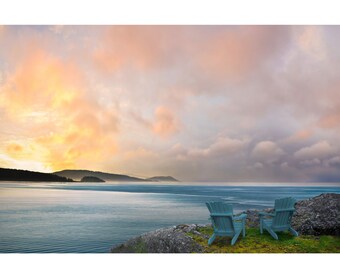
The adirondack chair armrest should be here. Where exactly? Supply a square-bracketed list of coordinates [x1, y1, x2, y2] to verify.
[233, 213, 247, 221]
[258, 212, 275, 217]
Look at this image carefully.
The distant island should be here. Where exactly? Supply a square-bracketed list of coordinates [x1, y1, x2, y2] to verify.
[81, 176, 105, 183]
[0, 167, 179, 183]
[54, 169, 146, 182]
[146, 176, 179, 182]
[54, 169, 179, 182]
[0, 168, 74, 182]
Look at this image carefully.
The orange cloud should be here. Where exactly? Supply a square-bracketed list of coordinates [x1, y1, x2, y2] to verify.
[152, 106, 180, 138]
[0, 50, 80, 117]
[0, 48, 119, 171]
[5, 143, 23, 158]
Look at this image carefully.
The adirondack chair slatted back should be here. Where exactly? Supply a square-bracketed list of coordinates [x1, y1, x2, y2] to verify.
[206, 202, 235, 233]
[272, 197, 296, 229]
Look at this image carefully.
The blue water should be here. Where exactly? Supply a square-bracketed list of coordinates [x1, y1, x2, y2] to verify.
[0, 183, 339, 253]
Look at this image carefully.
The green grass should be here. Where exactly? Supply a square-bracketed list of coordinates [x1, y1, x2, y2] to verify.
[187, 227, 340, 253]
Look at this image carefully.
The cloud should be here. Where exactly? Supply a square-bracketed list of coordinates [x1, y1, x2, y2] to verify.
[93, 26, 180, 72]
[300, 158, 321, 167]
[1, 26, 340, 183]
[185, 136, 248, 159]
[6, 143, 24, 158]
[294, 141, 333, 160]
[0, 50, 80, 116]
[0, 47, 119, 171]
[295, 26, 327, 61]
[197, 26, 290, 81]
[124, 147, 158, 159]
[318, 106, 340, 129]
[152, 106, 180, 138]
[286, 129, 314, 143]
[280, 162, 289, 169]
[92, 26, 290, 85]
[324, 156, 340, 167]
[252, 141, 285, 163]
[248, 162, 264, 170]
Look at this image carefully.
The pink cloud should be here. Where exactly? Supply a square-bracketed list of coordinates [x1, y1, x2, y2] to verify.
[294, 141, 333, 160]
[252, 141, 285, 163]
[152, 106, 180, 138]
[184, 137, 248, 159]
[93, 26, 180, 72]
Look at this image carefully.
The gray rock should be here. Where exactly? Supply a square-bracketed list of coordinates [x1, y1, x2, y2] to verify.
[241, 208, 274, 228]
[111, 224, 204, 253]
[292, 193, 340, 236]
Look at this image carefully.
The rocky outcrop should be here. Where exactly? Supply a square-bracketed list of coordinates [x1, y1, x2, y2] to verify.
[111, 224, 204, 253]
[292, 193, 340, 235]
[111, 193, 340, 253]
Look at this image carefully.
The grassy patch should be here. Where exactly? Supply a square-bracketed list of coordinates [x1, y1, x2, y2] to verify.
[133, 237, 147, 253]
[187, 227, 340, 253]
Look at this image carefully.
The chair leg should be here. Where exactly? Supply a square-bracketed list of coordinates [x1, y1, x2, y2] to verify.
[242, 222, 246, 237]
[289, 227, 298, 237]
[260, 219, 263, 234]
[208, 233, 216, 245]
[231, 230, 242, 245]
[267, 228, 279, 240]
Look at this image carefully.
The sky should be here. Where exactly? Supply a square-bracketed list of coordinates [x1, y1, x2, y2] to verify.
[0, 25, 340, 183]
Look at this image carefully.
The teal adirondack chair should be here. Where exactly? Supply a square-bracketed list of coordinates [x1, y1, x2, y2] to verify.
[206, 201, 247, 246]
[259, 197, 298, 240]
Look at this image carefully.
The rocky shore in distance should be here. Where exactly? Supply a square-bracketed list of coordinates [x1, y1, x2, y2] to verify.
[111, 193, 340, 253]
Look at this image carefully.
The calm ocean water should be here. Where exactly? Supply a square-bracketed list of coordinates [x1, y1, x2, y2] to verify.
[0, 182, 339, 253]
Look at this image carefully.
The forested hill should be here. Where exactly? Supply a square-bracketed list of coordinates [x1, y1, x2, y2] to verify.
[54, 169, 148, 181]
[0, 168, 74, 182]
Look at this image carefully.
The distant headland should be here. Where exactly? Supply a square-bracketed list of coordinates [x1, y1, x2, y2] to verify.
[0, 167, 73, 182]
[146, 176, 178, 182]
[53, 169, 180, 182]
[0, 167, 180, 183]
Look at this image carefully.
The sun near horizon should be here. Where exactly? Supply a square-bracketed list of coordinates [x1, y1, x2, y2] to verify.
[1, 26, 340, 184]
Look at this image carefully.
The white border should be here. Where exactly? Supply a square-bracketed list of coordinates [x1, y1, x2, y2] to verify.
[0, 0, 340, 24]
[1, 254, 339, 270]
